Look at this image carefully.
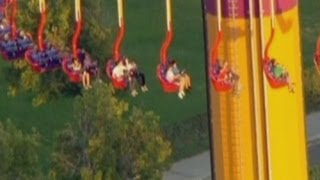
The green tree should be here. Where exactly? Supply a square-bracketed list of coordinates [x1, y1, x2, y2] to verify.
[303, 68, 320, 112]
[311, 165, 320, 180]
[50, 82, 172, 179]
[0, 120, 43, 179]
[3, 0, 112, 106]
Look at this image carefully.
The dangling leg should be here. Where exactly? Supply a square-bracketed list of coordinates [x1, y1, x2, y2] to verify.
[129, 77, 138, 97]
[184, 74, 191, 89]
[138, 72, 148, 92]
[82, 72, 88, 90]
[83, 71, 92, 89]
[87, 73, 92, 88]
[178, 78, 186, 99]
[285, 73, 295, 93]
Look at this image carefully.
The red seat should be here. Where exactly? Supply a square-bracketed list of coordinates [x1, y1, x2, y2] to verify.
[25, 49, 43, 73]
[157, 64, 179, 93]
[106, 59, 127, 90]
[62, 56, 82, 83]
[209, 63, 233, 92]
[263, 58, 287, 88]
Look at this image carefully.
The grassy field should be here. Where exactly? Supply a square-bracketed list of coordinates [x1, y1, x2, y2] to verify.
[0, 0, 208, 170]
[300, 0, 320, 67]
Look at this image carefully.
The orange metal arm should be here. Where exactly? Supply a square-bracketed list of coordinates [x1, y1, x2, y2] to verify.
[160, 23, 173, 64]
[10, 0, 17, 39]
[113, 18, 125, 61]
[72, 0, 82, 57]
[160, 0, 173, 64]
[37, 10, 47, 51]
[210, 31, 223, 64]
[72, 20, 82, 57]
[38, 0, 46, 51]
[264, 28, 275, 59]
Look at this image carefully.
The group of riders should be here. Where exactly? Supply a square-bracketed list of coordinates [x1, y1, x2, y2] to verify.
[0, 3, 298, 97]
[213, 58, 295, 93]
[70, 50, 99, 90]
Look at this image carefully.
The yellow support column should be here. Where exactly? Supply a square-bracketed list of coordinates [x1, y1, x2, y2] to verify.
[204, 0, 309, 179]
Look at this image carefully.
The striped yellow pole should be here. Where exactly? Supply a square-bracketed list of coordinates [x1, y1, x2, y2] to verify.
[249, 0, 268, 179]
[39, 0, 45, 13]
[204, 0, 309, 179]
[117, 0, 123, 27]
[166, 0, 172, 31]
[75, 0, 81, 21]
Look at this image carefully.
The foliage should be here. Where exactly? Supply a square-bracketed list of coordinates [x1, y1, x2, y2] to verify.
[303, 68, 320, 112]
[50, 82, 172, 180]
[310, 165, 320, 180]
[0, 120, 43, 179]
[2, 0, 112, 106]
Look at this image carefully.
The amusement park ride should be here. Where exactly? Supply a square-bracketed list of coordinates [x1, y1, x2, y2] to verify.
[0, 0, 313, 179]
[205, 0, 309, 179]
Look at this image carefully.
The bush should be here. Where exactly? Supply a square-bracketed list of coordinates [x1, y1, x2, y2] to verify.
[310, 165, 320, 180]
[303, 68, 320, 112]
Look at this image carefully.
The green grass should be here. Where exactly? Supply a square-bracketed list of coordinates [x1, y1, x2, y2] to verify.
[0, 63, 74, 170]
[300, 0, 320, 67]
[0, 0, 208, 171]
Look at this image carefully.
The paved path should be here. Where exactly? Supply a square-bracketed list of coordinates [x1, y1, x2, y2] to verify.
[164, 113, 320, 180]
[309, 143, 320, 166]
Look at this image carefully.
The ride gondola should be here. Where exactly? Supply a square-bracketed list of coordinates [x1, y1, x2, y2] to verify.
[105, 0, 128, 90]
[0, 0, 33, 61]
[63, 0, 85, 83]
[25, 0, 65, 73]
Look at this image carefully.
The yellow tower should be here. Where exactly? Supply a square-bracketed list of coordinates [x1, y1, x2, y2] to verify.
[204, 0, 309, 179]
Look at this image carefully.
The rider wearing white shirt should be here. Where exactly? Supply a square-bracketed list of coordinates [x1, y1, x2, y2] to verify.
[112, 61, 127, 80]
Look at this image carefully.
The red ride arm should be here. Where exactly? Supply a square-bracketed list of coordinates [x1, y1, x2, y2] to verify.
[264, 28, 275, 60]
[160, 22, 173, 65]
[10, 0, 17, 39]
[113, 19, 125, 62]
[37, 9, 47, 51]
[72, 19, 82, 57]
[210, 31, 222, 65]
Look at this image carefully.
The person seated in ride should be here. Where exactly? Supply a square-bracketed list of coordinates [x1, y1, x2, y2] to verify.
[83, 51, 92, 69]
[82, 52, 100, 78]
[3, 33, 17, 53]
[1, 33, 9, 47]
[111, 58, 127, 82]
[213, 61, 240, 91]
[171, 60, 191, 88]
[72, 58, 82, 73]
[165, 60, 191, 99]
[19, 31, 28, 40]
[0, 18, 9, 31]
[125, 58, 148, 97]
[17, 31, 28, 49]
[89, 60, 100, 78]
[18, 31, 31, 47]
[78, 49, 86, 61]
[269, 58, 295, 92]
[212, 60, 222, 76]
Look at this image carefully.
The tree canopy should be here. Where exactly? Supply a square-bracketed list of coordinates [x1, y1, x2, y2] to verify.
[50, 82, 172, 179]
[0, 120, 43, 179]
